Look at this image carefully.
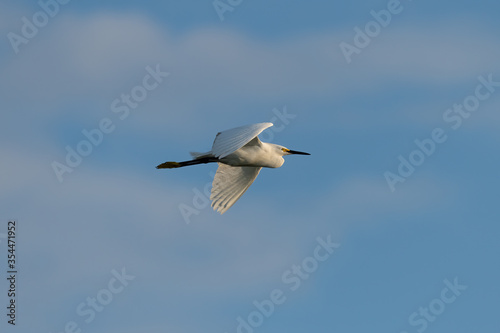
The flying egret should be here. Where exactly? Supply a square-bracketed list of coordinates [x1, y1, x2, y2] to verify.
[156, 122, 310, 214]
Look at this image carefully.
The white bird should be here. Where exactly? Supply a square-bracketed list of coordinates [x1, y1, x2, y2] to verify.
[156, 122, 310, 214]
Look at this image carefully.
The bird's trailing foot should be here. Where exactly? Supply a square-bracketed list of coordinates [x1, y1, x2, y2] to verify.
[156, 161, 182, 169]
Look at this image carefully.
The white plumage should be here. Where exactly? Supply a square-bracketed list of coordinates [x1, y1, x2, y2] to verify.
[210, 164, 261, 214]
[156, 122, 310, 214]
[211, 122, 273, 158]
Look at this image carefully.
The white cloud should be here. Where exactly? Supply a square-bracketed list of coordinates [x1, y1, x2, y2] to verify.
[336, 18, 500, 80]
[1, 5, 497, 333]
[2, 13, 168, 103]
[0, 143, 313, 320]
[2, 11, 499, 143]
[317, 175, 452, 233]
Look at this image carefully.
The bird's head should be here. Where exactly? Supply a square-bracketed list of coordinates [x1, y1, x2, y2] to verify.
[277, 145, 311, 157]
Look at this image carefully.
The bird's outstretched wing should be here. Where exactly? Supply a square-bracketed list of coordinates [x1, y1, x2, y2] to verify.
[211, 122, 273, 158]
[211, 164, 262, 214]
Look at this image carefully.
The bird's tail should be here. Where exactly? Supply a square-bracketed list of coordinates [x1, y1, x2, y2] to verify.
[156, 156, 218, 169]
[189, 151, 212, 159]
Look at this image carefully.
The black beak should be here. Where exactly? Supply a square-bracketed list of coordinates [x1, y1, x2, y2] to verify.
[288, 150, 310, 155]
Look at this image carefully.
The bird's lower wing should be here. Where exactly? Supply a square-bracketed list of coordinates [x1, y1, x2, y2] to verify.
[210, 164, 262, 214]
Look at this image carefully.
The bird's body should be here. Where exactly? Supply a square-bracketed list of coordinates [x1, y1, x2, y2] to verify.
[157, 122, 309, 214]
[220, 140, 286, 168]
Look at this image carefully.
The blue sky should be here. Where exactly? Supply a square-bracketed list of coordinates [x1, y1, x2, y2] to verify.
[1, 0, 499, 332]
